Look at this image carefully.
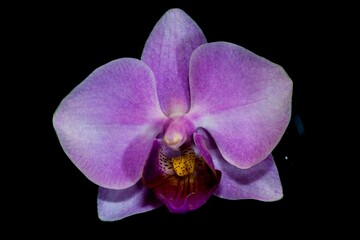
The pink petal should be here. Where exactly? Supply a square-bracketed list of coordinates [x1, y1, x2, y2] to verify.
[188, 42, 292, 169]
[53, 58, 166, 189]
[97, 181, 162, 221]
[196, 129, 283, 201]
[214, 154, 283, 201]
[141, 8, 207, 116]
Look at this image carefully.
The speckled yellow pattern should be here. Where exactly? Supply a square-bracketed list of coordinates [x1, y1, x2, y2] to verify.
[171, 149, 195, 177]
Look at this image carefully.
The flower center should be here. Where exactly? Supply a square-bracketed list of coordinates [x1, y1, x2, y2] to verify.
[163, 116, 195, 150]
[171, 148, 195, 177]
[142, 139, 222, 214]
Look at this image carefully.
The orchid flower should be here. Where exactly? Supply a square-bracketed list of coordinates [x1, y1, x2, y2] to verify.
[53, 8, 292, 221]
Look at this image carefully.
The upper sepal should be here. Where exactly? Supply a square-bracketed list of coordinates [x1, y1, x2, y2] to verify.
[141, 8, 207, 116]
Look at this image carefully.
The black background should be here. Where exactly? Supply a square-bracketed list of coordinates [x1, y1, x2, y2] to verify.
[9, 0, 351, 235]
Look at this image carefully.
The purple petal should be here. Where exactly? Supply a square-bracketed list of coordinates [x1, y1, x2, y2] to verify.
[193, 132, 214, 169]
[188, 42, 292, 168]
[213, 154, 283, 201]
[97, 181, 162, 221]
[141, 8, 207, 116]
[196, 129, 282, 201]
[53, 58, 166, 189]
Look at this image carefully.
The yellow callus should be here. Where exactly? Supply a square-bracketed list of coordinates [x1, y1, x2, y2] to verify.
[171, 150, 196, 177]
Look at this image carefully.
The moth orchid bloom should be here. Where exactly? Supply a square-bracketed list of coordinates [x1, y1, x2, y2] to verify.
[53, 8, 292, 221]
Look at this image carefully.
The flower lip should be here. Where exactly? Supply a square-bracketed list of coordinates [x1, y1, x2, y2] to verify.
[142, 139, 221, 213]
